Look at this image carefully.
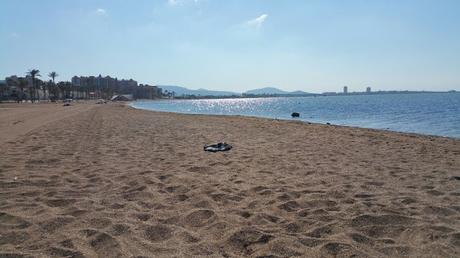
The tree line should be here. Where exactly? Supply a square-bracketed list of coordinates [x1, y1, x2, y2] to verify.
[2, 69, 82, 102]
[1, 69, 163, 102]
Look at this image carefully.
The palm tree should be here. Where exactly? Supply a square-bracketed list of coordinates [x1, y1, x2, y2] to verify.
[57, 82, 65, 100]
[48, 72, 58, 101]
[38, 79, 47, 101]
[48, 72, 58, 84]
[27, 69, 40, 102]
[17, 78, 29, 101]
[5, 78, 17, 102]
[0, 82, 8, 102]
[64, 82, 73, 99]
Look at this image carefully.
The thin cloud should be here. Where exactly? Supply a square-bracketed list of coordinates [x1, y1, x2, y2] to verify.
[95, 8, 107, 16]
[247, 14, 268, 28]
[168, 0, 178, 6]
[167, 0, 200, 7]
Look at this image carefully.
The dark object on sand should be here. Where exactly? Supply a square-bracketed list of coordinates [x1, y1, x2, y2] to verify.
[291, 112, 300, 118]
[63, 103, 71, 107]
[450, 176, 460, 181]
[326, 122, 331, 125]
[204, 142, 232, 152]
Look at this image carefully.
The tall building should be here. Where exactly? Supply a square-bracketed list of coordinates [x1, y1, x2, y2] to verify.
[366, 87, 371, 93]
[343, 86, 348, 94]
[70, 75, 161, 99]
[71, 76, 81, 86]
[118, 79, 138, 88]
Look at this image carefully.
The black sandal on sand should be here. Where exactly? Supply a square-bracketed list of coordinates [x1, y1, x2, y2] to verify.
[204, 142, 232, 152]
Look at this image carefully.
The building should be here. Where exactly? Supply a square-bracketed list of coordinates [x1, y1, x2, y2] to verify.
[135, 84, 162, 99]
[366, 87, 371, 93]
[71, 76, 81, 86]
[4, 75, 40, 100]
[118, 79, 138, 88]
[343, 86, 348, 94]
[0, 80, 8, 100]
[70, 75, 161, 99]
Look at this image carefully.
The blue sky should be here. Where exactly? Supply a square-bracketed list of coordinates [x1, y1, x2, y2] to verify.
[1, 0, 459, 93]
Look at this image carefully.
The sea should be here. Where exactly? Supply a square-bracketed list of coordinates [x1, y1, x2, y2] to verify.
[131, 92, 460, 139]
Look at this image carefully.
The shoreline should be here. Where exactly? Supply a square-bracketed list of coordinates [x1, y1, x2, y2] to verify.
[1, 103, 459, 257]
[129, 101, 460, 141]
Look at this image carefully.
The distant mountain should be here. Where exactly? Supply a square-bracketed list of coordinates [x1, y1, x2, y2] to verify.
[290, 90, 313, 95]
[244, 87, 315, 96]
[157, 85, 315, 97]
[157, 85, 239, 96]
[244, 87, 288, 95]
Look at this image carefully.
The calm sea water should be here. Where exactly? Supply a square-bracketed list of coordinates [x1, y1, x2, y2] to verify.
[131, 93, 460, 138]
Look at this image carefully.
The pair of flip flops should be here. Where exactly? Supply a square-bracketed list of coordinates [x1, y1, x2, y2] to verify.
[204, 142, 232, 152]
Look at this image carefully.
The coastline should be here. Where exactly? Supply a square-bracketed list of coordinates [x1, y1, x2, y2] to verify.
[1, 102, 459, 257]
[129, 100, 460, 141]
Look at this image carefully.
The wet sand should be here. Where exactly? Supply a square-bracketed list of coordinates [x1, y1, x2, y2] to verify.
[0, 102, 459, 257]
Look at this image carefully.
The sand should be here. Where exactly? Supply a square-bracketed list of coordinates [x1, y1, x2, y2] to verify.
[0, 102, 459, 257]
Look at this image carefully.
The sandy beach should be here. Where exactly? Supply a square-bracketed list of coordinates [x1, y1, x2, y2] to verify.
[0, 102, 459, 257]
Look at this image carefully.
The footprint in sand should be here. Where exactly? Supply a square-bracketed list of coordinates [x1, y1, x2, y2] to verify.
[306, 224, 337, 238]
[187, 166, 209, 173]
[349, 233, 373, 245]
[165, 185, 190, 194]
[45, 198, 76, 207]
[278, 200, 301, 212]
[226, 228, 273, 255]
[251, 213, 280, 225]
[351, 214, 415, 227]
[110, 224, 130, 236]
[60, 239, 75, 248]
[379, 246, 413, 257]
[0, 252, 34, 258]
[178, 231, 201, 243]
[320, 242, 366, 257]
[186, 243, 219, 256]
[351, 214, 415, 239]
[0, 231, 30, 246]
[210, 193, 243, 204]
[423, 206, 456, 217]
[89, 232, 123, 257]
[183, 209, 216, 228]
[48, 247, 85, 258]
[267, 240, 303, 257]
[134, 213, 151, 221]
[144, 224, 174, 242]
[88, 217, 112, 229]
[157, 174, 173, 181]
[0, 212, 31, 229]
[40, 216, 75, 233]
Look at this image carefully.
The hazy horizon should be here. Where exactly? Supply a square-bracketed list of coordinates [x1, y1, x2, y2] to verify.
[1, 0, 459, 93]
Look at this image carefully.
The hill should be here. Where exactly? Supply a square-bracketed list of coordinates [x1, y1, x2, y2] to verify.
[244, 87, 315, 96]
[158, 85, 239, 96]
